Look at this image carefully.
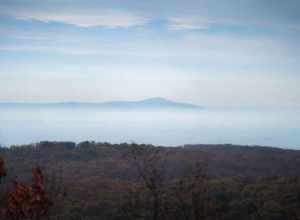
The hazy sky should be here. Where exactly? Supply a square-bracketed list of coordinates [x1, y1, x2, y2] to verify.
[0, 0, 299, 107]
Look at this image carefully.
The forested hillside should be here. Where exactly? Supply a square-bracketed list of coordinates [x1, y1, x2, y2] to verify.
[1, 142, 300, 220]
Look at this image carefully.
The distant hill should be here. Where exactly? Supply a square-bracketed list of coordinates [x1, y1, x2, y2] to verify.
[0, 97, 202, 110]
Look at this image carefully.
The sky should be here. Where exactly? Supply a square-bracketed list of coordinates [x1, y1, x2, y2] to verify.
[0, 0, 300, 107]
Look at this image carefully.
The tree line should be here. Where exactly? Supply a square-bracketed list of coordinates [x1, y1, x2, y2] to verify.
[0, 142, 300, 219]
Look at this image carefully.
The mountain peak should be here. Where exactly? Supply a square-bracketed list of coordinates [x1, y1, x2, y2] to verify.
[141, 97, 172, 103]
[135, 97, 200, 109]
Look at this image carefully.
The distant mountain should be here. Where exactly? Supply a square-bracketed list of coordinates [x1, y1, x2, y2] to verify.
[95, 97, 201, 109]
[0, 97, 202, 110]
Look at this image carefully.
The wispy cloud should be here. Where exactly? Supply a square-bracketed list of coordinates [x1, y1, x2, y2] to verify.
[0, 0, 299, 106]
[0, 45, 99, 55]
[4, 10, 148, 28]
[167, 17, 212, 30]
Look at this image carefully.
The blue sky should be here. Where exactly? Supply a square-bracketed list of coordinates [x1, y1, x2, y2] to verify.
[0, 0, 299, 107]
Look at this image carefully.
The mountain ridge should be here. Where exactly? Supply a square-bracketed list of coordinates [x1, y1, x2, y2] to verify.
[0, 97, 202, 109]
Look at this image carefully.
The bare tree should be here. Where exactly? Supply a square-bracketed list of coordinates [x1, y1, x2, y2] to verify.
[128, 145, 167, 220]
[170, 162, 211, 220]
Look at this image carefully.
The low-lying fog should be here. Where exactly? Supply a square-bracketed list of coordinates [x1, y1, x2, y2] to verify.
[0, 106, 299, 149]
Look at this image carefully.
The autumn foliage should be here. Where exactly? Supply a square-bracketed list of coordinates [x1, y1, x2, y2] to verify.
[0, 158, 51, 220]
[1, 142, 300, 219]
[0, 157, 6, 181]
